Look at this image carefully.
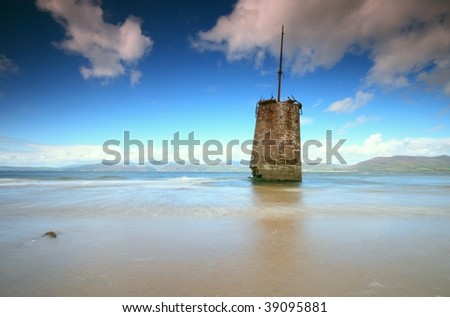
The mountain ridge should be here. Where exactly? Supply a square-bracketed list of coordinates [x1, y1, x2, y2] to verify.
[349, 155, 450, 173]
[0, 155, 449, 173]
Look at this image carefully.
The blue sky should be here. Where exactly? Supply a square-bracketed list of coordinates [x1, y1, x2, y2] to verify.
[0, 0, 449, 166]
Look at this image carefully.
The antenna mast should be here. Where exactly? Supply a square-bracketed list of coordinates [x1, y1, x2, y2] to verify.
[277, 25, 284, 102]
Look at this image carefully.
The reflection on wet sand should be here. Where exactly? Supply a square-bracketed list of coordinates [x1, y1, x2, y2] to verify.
[251, 182, 303, 207]
[245, 183, 306, 295]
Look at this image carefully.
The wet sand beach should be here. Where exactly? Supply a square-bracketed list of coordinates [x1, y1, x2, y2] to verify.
[0, 172, 449, 296]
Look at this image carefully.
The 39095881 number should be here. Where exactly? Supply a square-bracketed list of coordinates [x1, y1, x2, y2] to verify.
[264, 301, 327, 313]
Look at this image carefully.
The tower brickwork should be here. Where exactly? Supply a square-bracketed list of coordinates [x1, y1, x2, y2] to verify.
[250, 98, 302, 181]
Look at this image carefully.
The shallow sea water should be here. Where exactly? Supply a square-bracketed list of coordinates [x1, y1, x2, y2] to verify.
[0, 171, 449, 296]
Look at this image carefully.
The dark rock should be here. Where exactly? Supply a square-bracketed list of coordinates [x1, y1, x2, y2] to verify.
[43, 231, 57, 238]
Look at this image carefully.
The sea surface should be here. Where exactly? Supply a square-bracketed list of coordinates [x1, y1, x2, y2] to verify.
[0, 171, 449, 296]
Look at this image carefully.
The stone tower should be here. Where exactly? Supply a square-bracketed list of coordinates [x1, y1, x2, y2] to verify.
[249, 26, 302, 181]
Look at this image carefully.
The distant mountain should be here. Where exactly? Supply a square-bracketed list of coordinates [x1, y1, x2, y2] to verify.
[1, 156, 449, 173]
[350, 155, 450, 173]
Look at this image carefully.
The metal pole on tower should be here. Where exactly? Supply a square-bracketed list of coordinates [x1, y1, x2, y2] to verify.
[277, 25, 284, 102]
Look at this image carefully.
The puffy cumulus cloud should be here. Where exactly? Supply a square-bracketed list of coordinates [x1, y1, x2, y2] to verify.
[36, 0, 152, 85]
[367, 21, 450, 89]
[341, 133, 450, 163]
[193, 0, 450, 93]
[0, 54, 20, 74]
[417, 67, 450, 95]
[284, 131, 450, 164]
[326, 91, 374, 113]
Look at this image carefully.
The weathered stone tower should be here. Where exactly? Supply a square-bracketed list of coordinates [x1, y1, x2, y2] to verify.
[250, 26, 302, 181]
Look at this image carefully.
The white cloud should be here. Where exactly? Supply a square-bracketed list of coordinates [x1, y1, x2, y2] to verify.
[0, 135, 250, 166]
[338, 115, 379, 134]
[193, 0, 450, 94]
[129, 69, 142, 86]
[425, 124, 445, 133]
[0, 54, 19, 74]
[36, 0, 152, 84]
[300, 116, 314, 125]
[312, 99, 322, 108]
[343, 115, 378, 129]
[417, 67, 450, 95]
[326, 91, 374, 113]
[0, 137, 105, 166]
[341, 133, 450, 163]
[1, 133, 449, 167]
[367, 22, 450, 89]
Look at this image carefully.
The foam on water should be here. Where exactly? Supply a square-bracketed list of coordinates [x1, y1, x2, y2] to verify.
[0, 171, 449, 218]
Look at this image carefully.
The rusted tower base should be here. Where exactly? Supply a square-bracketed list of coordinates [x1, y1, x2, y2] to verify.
[250, 98, 302, 182]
